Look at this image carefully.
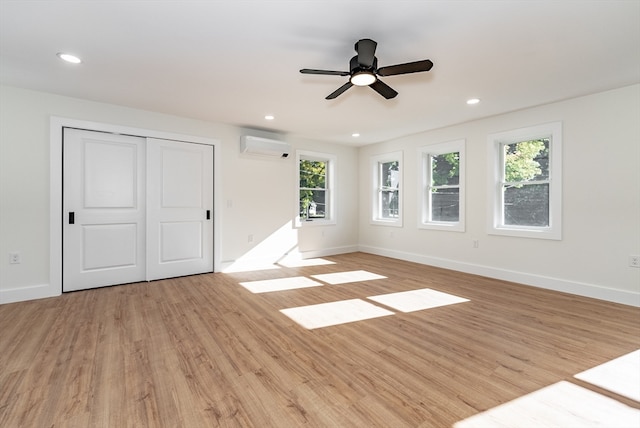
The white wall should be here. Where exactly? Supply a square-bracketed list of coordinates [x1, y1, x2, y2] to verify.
[0, 85, 359, 303]
[220, 131, 359, 268]
[2, 84, 638, 306]
[359, 84, 640, 306]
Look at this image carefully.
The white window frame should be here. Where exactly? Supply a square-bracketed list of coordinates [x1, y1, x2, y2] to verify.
[371, 151, 403, 227]
[488, 122, 562, 240]
[418, 139, 465, 232]
[295, 150, 337, 227]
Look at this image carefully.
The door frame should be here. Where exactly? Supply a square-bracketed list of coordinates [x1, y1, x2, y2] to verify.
[50, 116, 222, 296]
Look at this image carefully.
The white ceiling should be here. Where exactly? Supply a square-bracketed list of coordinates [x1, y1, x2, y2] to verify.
[1, 1, 639, 146]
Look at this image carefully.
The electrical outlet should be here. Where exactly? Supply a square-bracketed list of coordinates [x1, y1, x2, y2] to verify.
[630, 255, 640, 268]
[9, 252, 21, 264]
[248, 234, 253, 243]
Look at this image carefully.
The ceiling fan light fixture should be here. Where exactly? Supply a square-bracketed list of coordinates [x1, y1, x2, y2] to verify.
[350, 71, 376, 86]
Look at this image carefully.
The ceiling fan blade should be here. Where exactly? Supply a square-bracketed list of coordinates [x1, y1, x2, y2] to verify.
[370, 80, 398, 99]
[377, 59, 434, 76]
[326, 81, 354, 99]
[300, 68, 350, 76]
[356, 38, 377, 68]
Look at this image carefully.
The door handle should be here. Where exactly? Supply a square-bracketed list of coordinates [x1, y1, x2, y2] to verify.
[69, 212, 75, 224]
[206, 210, 211, 220]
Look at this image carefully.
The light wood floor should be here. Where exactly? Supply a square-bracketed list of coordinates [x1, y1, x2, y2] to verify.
[1, 252, 639, 427]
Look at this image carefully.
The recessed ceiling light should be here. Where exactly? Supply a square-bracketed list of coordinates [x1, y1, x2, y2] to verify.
[57, 52, 82, 64]
[352, 133, 360, 137]
[264, 115, 275, 120]
[466, 98, 480, 105]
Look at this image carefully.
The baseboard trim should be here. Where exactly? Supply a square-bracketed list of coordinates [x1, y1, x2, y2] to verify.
[297, 245, 359, 259]
[220, 245, 360, 272]
[0, 283, 60, 305]
[8, 246, 635, 307]
[358, 245, 640, 307]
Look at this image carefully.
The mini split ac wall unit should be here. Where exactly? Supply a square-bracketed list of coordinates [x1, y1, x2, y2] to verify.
[240, 135, 291, 158]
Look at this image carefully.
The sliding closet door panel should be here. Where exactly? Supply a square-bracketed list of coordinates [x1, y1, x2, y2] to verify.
[160, 222, 203, 262]
[63, 128, 146, 291]
[147, 138, 213, 281]
[82, 224, 138, 269]
[161, 149, 204, 207]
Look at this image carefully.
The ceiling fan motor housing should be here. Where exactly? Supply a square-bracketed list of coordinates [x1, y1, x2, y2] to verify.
[350, 55, 377, 74]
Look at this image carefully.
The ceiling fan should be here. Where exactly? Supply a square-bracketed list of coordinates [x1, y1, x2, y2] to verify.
[300, 38, 433, 100]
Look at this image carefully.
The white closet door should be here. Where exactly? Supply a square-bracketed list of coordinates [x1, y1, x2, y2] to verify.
[146, 138, 214, 281]
[63, 129, 146, 291]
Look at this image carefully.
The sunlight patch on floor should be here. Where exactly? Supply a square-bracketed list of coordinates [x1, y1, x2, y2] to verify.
[280, 299, 394, 329]
[453, 381, 640, 428]
[239, 276, 323, 294]
[367, 288, 469, 313]
[575, 349, 640, 402]
[310, 270, 387, 285]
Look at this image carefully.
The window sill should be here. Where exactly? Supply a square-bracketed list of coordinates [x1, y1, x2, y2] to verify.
[295, 218, 336, 228]
[371, 219, 403, 228]
[419, 222, 465, 232]
[488, 225, 561, 240]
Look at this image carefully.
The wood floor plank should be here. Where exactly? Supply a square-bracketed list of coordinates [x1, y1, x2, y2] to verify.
[1, 252, 639, 427]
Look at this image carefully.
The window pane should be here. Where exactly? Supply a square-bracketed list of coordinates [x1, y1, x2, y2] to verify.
[503, 183, 549, 226]
[489, 122, 561, 239]
[300, 190, 326, 220]
[431, 152, 459, 186]
[300, 160, 326, 189]
[431, 188, 459, 221]
[504, 139, 549, 182]
[380, 161, 399, 188]
[380, 190, 399, 218]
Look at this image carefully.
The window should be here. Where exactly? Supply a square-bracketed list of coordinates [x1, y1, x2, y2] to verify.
[419, 140, 465, 231]
[488, 122, 562, 239]
[371, 151, 402, 226]
[296, 151, 336, 226]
